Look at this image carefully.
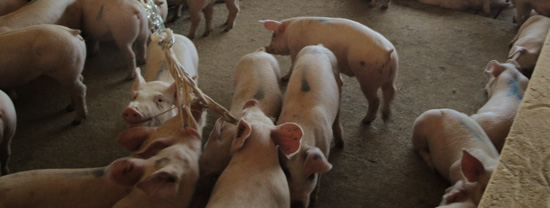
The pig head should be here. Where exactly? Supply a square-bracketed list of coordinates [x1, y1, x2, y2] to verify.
[108, 128, 202, 208]
[122, 67, 179, 128]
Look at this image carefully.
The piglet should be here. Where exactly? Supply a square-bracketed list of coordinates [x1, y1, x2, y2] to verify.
[0, 90, 16, 175]
[0, 24, 87, 125]
[122, 31, 198, 128]
[261, 16, 398, 124]
[412, 109, 499, 206]
[471, 60, 529, 152]
[512, 0, 550, 26]
[110, 127, 202, 208]
[184, 0, 240, 39]
[508, 15, 550, 73]
[0, 164, 133, 207]
[276, 44, 343, 208]
[205, 99, 303, 208]
[417, 0, 508, 14]
[0, 0, 28, 16]
[199, 47, 282, 189]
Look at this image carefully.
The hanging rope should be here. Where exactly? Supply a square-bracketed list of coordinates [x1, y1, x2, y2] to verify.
[139, 0, 238, 128]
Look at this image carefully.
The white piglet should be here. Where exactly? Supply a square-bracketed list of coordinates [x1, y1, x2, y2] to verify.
[261, 17, 398, 124]
[0, 0, 81, 33]
[276, 44, 343, 208]
[122, 31, 198, 128]
[0, 24, 87, 125]
[200, 47, 282, 188]
[206, 99, 303, 208]
[508, 15, 550, 73]
[412, 109, 500, 207]
[0, 90, 16, 175]
[471, 60, 529, 152]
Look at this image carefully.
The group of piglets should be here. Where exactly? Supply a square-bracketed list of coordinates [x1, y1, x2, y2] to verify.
[412, 58, 529, 207]
[122, 16, 397, 208]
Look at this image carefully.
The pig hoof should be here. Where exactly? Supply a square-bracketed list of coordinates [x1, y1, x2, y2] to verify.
[335, 140, 344, 149]
[66, 104, 75, 112]
[361, 117, 374, 125]
[203, 31, 211, 37]
[71, 119, 83, 126]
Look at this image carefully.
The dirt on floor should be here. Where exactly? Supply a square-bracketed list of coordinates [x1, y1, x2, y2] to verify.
[8, 0, 520, 207]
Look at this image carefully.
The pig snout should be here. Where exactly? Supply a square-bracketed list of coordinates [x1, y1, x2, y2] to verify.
[122, 107, 145, 125]
[264, 45, 274, 53]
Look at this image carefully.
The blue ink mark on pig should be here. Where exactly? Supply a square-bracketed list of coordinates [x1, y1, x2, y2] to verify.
[507, 78, 523, 100]
[301, 79, 311, 92]
[254, 86, 265, 100]
[96, 5, 104, 20]
[316, 18, 329, 23]
[449, 110, 485, 142]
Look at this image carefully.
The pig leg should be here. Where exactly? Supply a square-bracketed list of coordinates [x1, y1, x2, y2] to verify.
[112, 27, 140, 80]
[282, 51, 298, 81]
[332, 108, 344, 148]
[381, 80, 395, 120]
[188, 9, 201, 39]
[369, 0, 378, 7]
[411, 122, 435, 172]
[202, 5, 213, 37]
[382, 0, 390, 8]
[223, 0, 239, 32]
[60, 75, 88, 125]
[360, 83, 380, 124]
[0, 125, 11, 175]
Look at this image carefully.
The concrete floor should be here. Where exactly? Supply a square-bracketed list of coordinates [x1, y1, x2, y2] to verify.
[8, 0, 520, 207]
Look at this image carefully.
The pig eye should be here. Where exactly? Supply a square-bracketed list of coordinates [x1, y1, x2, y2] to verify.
[272, 33, 277, 38]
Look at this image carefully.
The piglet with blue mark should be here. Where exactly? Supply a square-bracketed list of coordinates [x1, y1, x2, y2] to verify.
[471, 60, 529, 152]
[411, 109, 499, 207]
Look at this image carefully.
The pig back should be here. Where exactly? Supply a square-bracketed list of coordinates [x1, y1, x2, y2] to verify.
[0, 24, 85, 89]
[0, 168, 131, 208]
[417, 109, 498, 181]
[0, 0, 81, 31]
[232, 51, 281, 118]
[285, 17, 395, 77]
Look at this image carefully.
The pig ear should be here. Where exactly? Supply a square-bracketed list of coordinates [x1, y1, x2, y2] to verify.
[303, 147, 332, 176]
[260, 20, 284, 33]
[484, 60, 505, 77]
[506, 59, 522, 70]
[135, 137, 176, 159]
[441, 180, 466, 204]
[165, 82, 178, 101]
[461, 150, 486, 183]
[117, 127, 158, 152]
[133, 67, 145, 91]
[508, 46, 526, 61]
[136, 169, 180, 200]
[207, 118, 224, 143]
[271, 122, 303, 158]
[230, 119, 252, 153]
[107, 158, 145, 187]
